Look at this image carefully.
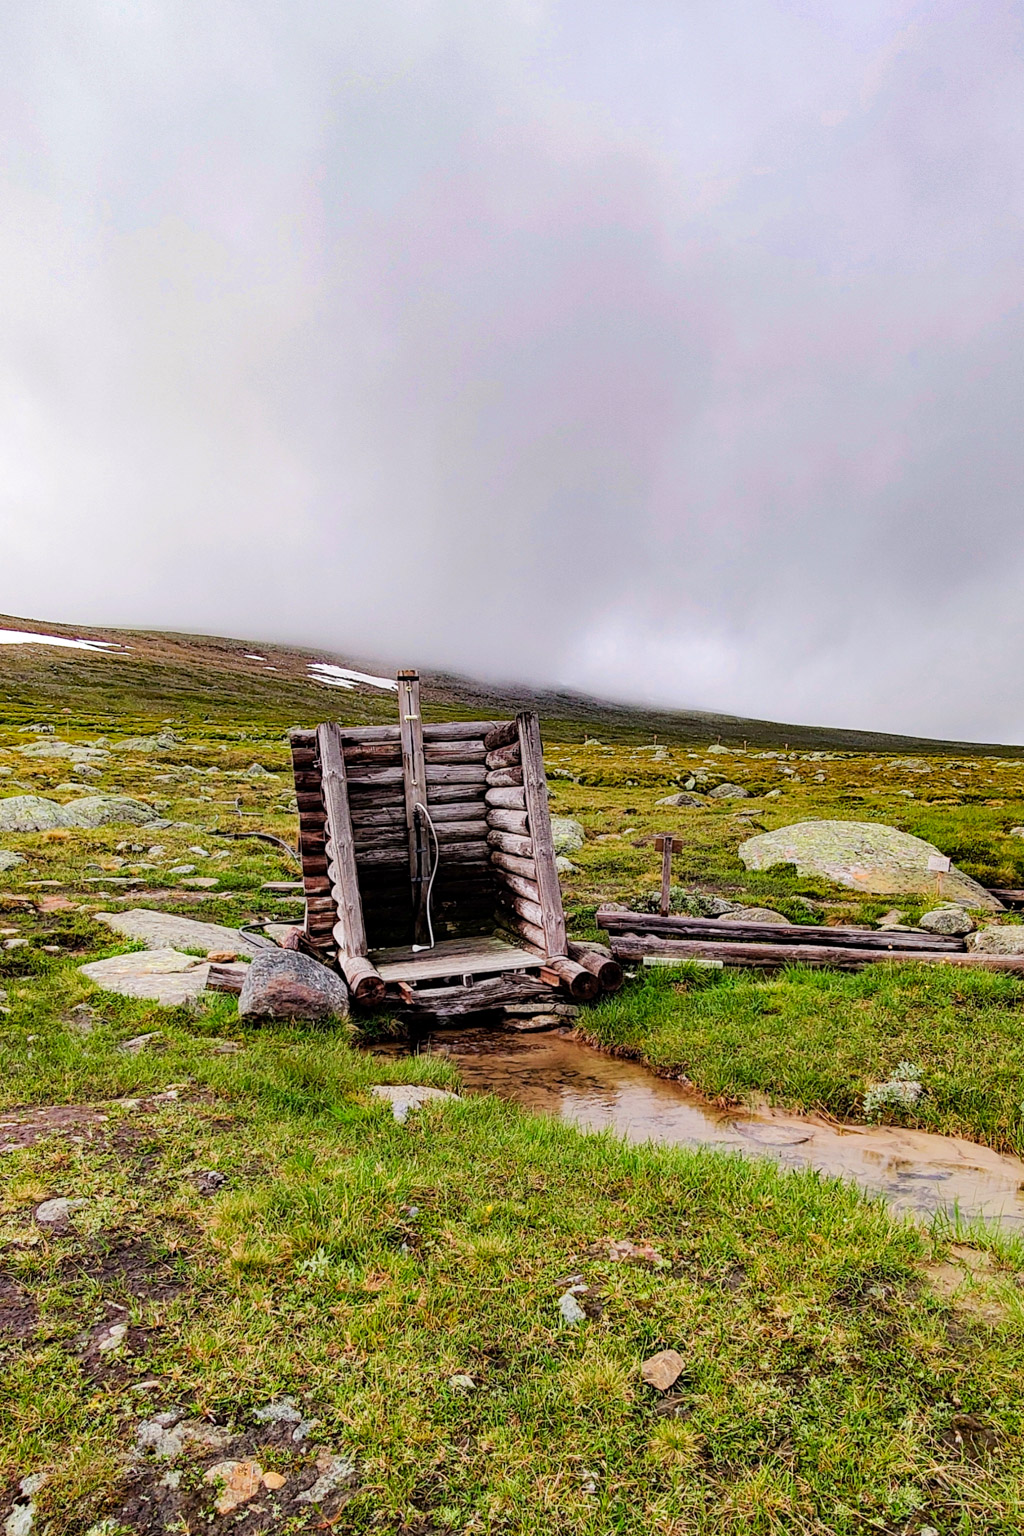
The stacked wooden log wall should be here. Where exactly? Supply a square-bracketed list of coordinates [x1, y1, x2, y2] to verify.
[292, 721, 499, 950]
[289, 729, 334, 956]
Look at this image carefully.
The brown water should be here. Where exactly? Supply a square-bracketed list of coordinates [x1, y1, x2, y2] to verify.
[380, 1026, 1024, 1230]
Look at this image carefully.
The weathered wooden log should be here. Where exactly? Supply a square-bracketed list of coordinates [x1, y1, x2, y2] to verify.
[290, 746, 316, 767]
[350, 805, 409, 828]
[487, 808, 530, 835]
[486, 766, 524, 789]
[395, 972, 549, 1014]
[485, 786, 527, 811]
[608, 934, 1024, 973]
[357, 841, 491, 868]
[483, 721, 519, 753]
[302, 877, 331, 897]
[350, 800, 485, 828]
[487, 830, 535, 859]
[540, 956, 599, 1001]
[337, 952, 386, 1004]
[427, 763, 488, 784]
[500, 891, 546, 929]
[485, 741, 522, 771]
[494, 869, 542, 904]
[205, 961, 248, 994]
[490, 850, 538, 881]
[346, 759, 486, 789]
[566, 940, 623, 992]
[424, 740, 486, 763]
[427, 783, 490, 805]
[595, 906, 968, 953]
[289, 729, 316, 748]
[496, 912, 548, 953]
[434, 820, 490, 842]
[345, 765, 404, 787]
[343, 742, 402, 765]
[987, 888, 1024, 907]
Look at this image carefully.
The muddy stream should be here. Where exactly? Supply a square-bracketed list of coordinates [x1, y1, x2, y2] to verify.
[378, 1026, 1024, 1230]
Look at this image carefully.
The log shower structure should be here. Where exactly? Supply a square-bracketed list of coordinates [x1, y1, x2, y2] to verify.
[288, 672, 622, 1014]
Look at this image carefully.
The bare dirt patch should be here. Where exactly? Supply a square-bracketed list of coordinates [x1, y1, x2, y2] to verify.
[0, 1103, 109, 1153]
[922, 1245, 1015, 1325]
[89, 1408, 355, 1534]
[0, 1273, 38, 1339]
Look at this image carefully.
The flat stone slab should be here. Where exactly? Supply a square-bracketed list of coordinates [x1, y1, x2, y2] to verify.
[79, 948, 210, 1004]
[92, 909, 261, 958]
[371, 1084, 459, 1123]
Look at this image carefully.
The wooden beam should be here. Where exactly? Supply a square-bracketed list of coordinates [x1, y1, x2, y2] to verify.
[398, 670, 430, 946]
[596, 906, 967, 952]
[516, 710, 567, 957]
[316, 722, 366, 956]
[608, 933, 1024, 973]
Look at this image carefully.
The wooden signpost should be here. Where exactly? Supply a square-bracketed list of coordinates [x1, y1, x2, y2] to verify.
[654, 832, 679, 916]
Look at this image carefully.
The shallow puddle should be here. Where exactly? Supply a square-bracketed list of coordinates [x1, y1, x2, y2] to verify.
[378, 1026, 1024, 1230]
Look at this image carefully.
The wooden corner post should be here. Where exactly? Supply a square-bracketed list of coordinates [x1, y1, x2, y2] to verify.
[397, 670, 431, 945]
[317, 724, 383, 1003]
[516, 710, 567, 958]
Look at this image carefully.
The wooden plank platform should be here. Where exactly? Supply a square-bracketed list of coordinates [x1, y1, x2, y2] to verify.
[370, 934, 541, 983]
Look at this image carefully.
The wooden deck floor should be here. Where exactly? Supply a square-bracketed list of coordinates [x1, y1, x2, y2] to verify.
[370, 934, 540, 983]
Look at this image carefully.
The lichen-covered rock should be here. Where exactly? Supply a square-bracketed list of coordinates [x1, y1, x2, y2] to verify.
[0, 849, 25, 871]
[738, 820, 1000, 909]
[708, 782, 749, 799]
[62, 796, 158, 828]
[656, 792, 706, 807]
[0, 795, 73, 832]
[918, 906, 974, 937]
[550, 817, 585, 856]
[238, 949, 350, 1023]
[969, 926, 1024, 955]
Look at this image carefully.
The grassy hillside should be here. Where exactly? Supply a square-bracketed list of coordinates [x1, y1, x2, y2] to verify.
[2, 611, 1020, 752]
[3, 622, 1024, 1530]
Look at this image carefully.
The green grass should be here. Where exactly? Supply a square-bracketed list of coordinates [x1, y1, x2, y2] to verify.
[4, 673, 1024, 1528]
[2, 971, 1024, 1533]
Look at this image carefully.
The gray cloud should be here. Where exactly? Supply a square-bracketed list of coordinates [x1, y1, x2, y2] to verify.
[1, 1, 1022, 738]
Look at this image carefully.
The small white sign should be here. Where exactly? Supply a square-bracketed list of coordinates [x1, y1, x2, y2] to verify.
[927, 854, 951, 873]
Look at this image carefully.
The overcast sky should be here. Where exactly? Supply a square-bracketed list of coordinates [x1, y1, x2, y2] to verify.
[1, 2, 1022, 740]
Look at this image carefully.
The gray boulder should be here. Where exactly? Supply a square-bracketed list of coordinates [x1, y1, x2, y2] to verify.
[708, 783, 749, 799]
[62, 796, 158, 828]
[1009, 827, 1024, 840]
[550, 817, 585, 856]
[656, 792, 706, 807]
[918, 906, 974, 937]
[0, 850, 25, 871]
[0, 795, 73, 832]
[969, 926, 1024, 955]
[19, 738, 106, 762]
[738, 820, 1000, 909]
[238, 949, 350, 1023]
